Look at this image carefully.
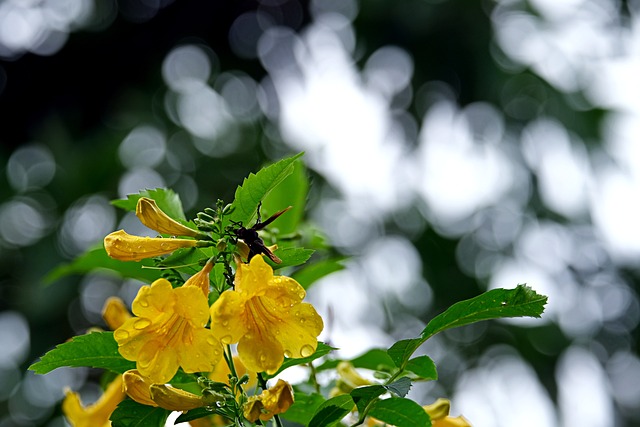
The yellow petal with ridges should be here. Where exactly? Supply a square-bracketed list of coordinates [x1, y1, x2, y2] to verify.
[237, 329, 284, 375]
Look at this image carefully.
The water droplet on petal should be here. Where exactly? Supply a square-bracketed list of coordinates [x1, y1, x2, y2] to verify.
[299, 318, 306, 324]
[220, 335, 233, 344]
[134, 318, 151, 330]
[259, 353, 267, 362]
[114, 329, 129, 340]
[283, 350, 292, 358]
[222, 319, 229, 327]
[300, 344, 314, 357]
[207, 336, 218, 346]
[138, 298, 149, 308]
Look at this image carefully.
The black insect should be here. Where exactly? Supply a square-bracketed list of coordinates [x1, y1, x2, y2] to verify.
[230, 203, 291, 264]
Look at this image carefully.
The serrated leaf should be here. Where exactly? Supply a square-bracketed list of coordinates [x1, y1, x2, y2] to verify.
[45, 246, 159, 284]
[111, 399, 169, 427]
[29, 331, 134, 374]
[281, 392, 326, 425]
[265, 342, 335, 379]
[111, 188, 187, 221]
[404, 355, 438, 381]
[421, 284, 548, 340]
[293, 256, 346, 290]
[308, 394, 354, 427]
[228, 153, 304, 227]
[350, 385, 387, 414]
[369, 397, 431, 427]
[387, 338, 422, 368]
[261, 159, 308, 235]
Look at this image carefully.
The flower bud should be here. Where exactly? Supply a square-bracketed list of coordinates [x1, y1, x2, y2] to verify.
[104, 230, 197, 261]
[136, 197, 201, 237]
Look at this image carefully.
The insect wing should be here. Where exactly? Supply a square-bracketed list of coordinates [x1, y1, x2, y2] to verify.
[253, 206, 292, 230]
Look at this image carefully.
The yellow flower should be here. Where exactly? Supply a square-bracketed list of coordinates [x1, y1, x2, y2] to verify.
[184, 259, 214, 296]
[122, 369, 158, 407]
[104, 230, 197, 261]
[243, 379, 294, 422]
[113, 277, 222, 383]
[329, 361, 373, 397]
[209, 255, 324, 374]
[423, 399, 472, 427]
[122, 369, 223, 411]
[102, 297, 132, 330]
[62, 375, 125, 427]
[136, 197, 201, 238]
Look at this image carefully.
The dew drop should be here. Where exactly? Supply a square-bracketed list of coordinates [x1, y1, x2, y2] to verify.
[138, 298, 149, 308]
[220, 335, 233, 344]
[222, 319, 229, 327]
[207, 336, 218, 346]
[259, 353, 267, 362]
[114, 329, 130, 340]
[283, 350, 292, 358]
[134, 318, 151, 330]
[300, 344, 314, 357]
[299, 318, 306, 324]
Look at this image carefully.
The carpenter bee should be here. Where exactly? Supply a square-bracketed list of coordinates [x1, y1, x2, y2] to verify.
[230, 203, 291, 264]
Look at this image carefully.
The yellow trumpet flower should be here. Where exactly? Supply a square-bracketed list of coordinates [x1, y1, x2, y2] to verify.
[210, 255, 323, 374]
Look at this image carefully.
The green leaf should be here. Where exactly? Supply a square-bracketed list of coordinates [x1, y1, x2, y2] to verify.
[45, 246, 159, 284]
[281, 392, 326, 425]
[29, 331, 135, 374]
[351, 348, 396, 371]
[404, 355, 438, 381]
[111, 399, 169, 427]
[228, 153, 304, 227]
[308, 394, 354, 427]
[293, 256, 347, 290]
[174, 407, 216, 424]
[267, 247, 315, 269]
[421, 284, 548, 340]
[386, 377, 412, 397]
[369, 397, 431, 427]
[350, 385, 387, 414]
[265, 342, 336, 379]
[112, 188, 187, 221]
[261, 158, 308, 235]
[387, 338, 423, 368]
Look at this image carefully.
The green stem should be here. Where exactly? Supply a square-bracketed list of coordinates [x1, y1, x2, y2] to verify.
[308, 362, 321, 394]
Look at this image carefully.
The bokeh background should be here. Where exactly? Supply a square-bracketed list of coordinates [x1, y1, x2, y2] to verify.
[1, 0, 640, 426]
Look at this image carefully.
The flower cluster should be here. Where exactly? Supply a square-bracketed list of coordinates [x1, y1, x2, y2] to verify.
[62, 197, 324, 426]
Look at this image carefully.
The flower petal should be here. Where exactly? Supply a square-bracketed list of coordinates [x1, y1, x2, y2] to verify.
[183, 260, 214, 296]
[178, 328, 222, 374]
[174, 285, 212, 327]
[271, 302, 323, 359]
[235, 255, 274, 295]
[62, 375, 125, 427]
[237, 329, 284, 374]
[131, 279, 175, 318]
[122, 370, 157, 407]
[210, 290, 248, 344]
[137, 338, 180, 384]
